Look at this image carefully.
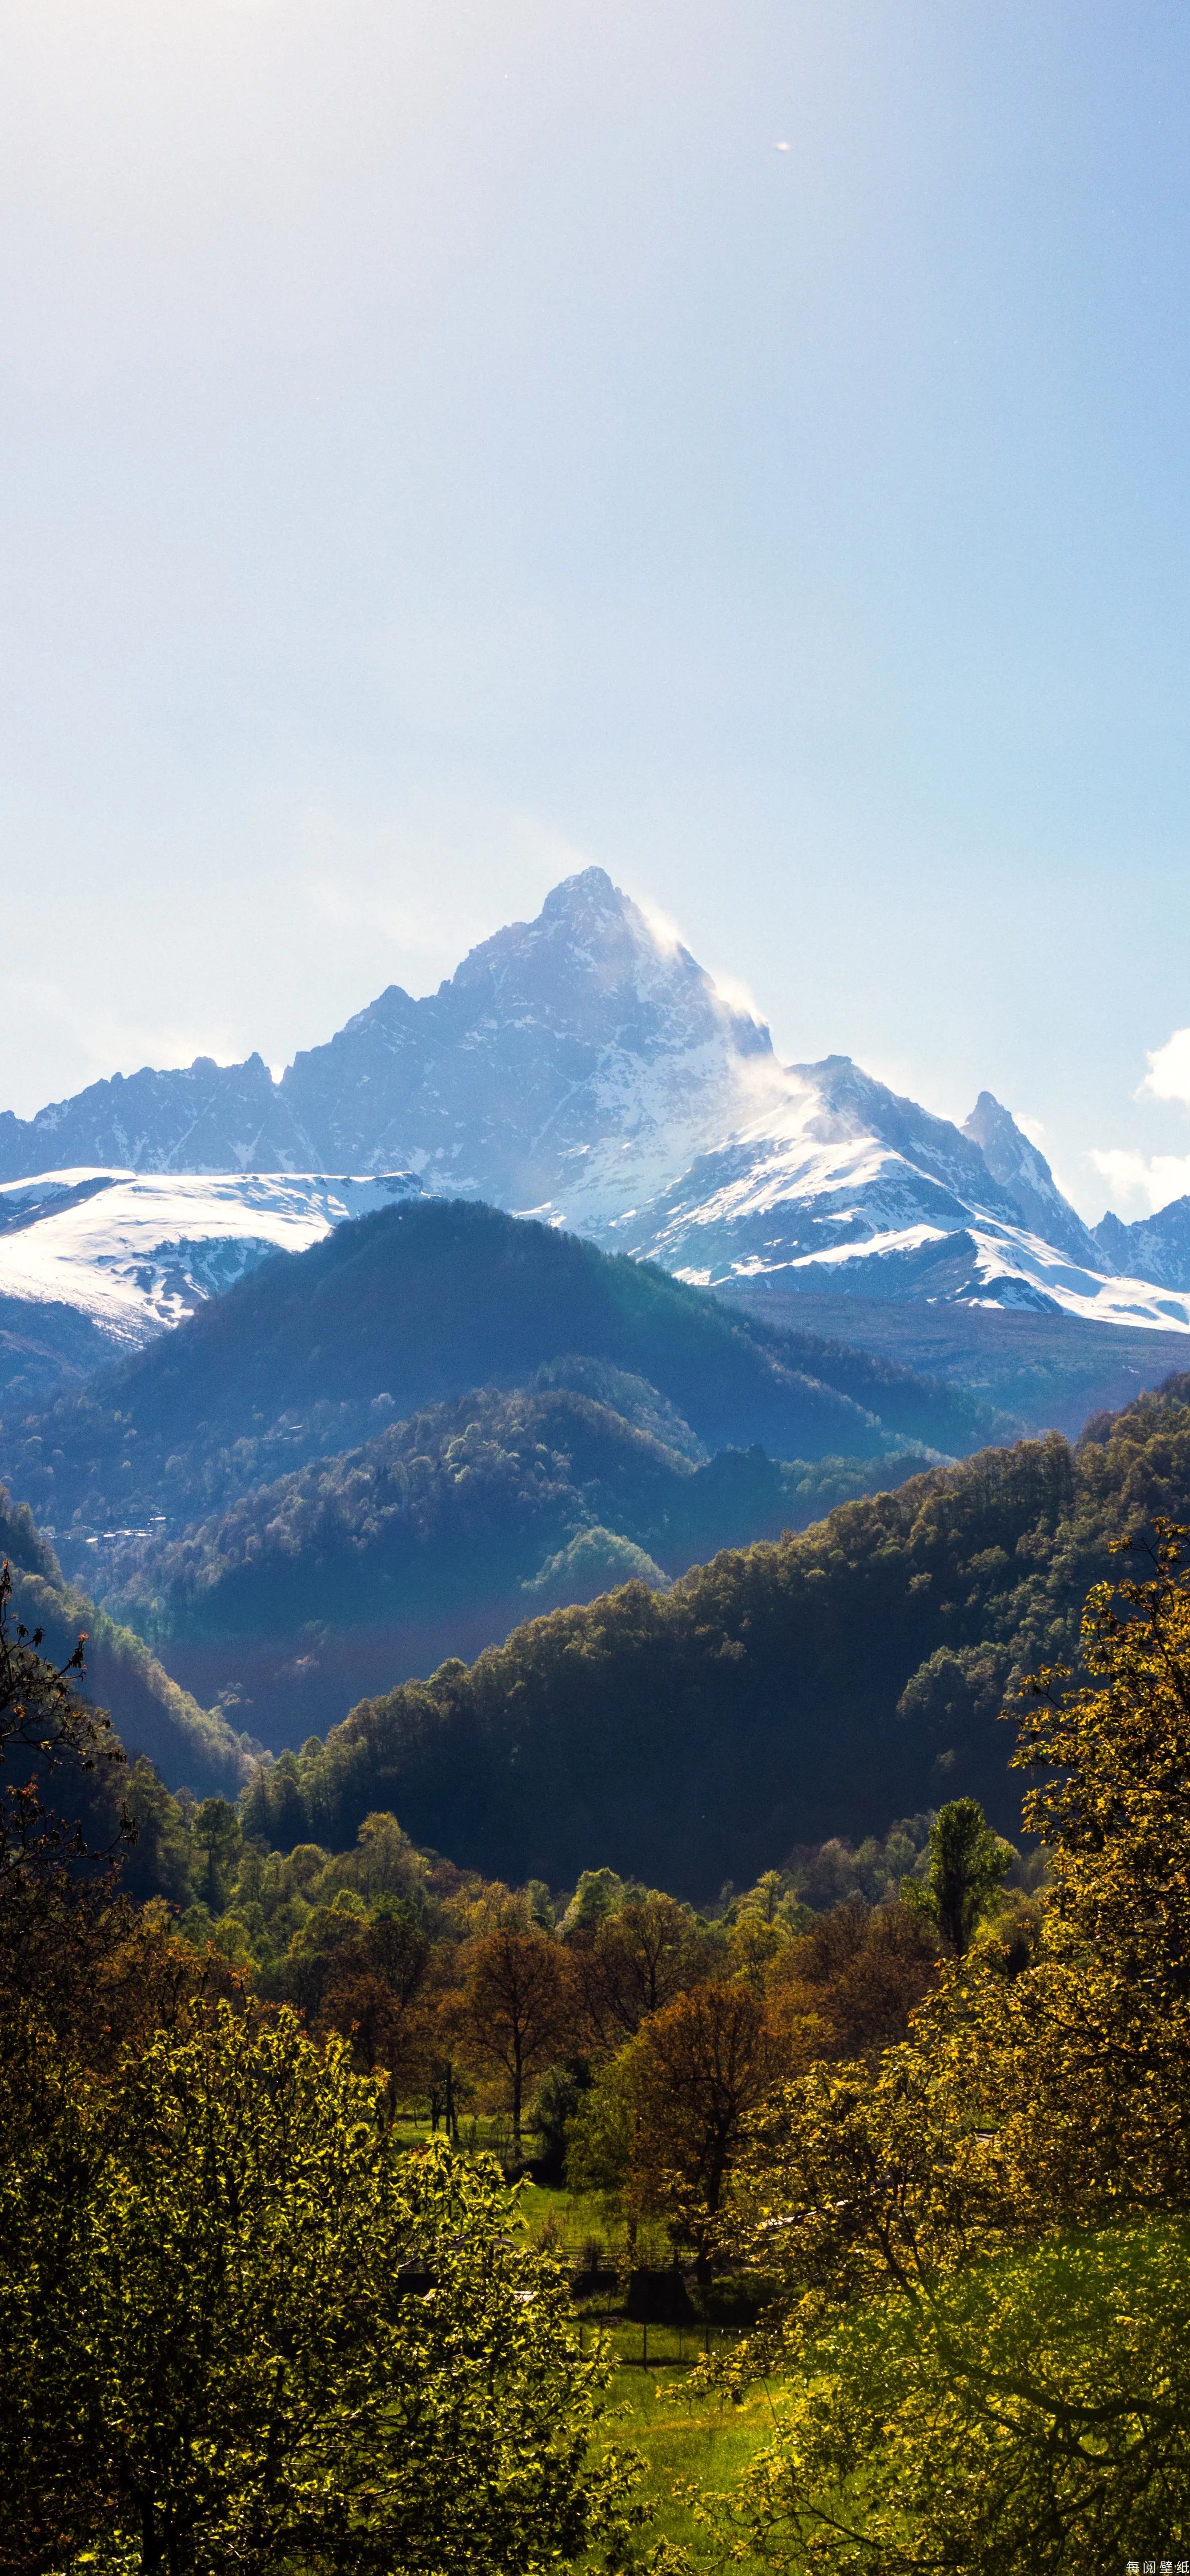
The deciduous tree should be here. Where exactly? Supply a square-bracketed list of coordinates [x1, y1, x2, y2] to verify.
[0, 2004, 641, 2576]
[573, 1888, 710, 2050]
[584, 1978, 789, 2275]
[457, 1927, 577, 2151]
[901, 1796, 1014, 1955]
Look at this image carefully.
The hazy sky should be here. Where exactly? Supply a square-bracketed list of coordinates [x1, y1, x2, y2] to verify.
[4, 0, 1190, 1221]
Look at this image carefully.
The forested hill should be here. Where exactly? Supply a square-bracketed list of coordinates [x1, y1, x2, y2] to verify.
[99, 1370, 932, 1749]
[0, 1480, 251, 1796]
[246, 1377, 1190, 1897]
[0, 1199, 1002, 1541]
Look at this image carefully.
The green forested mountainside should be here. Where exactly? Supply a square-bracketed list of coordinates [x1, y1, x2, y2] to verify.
[0, 1478, 60, 1581]
[719, 1280, 1190, 1435]
[0, 1291, 117, 1407]
[0, 1200, 1002, 1544]
[243, 1379, 1190, 1897]
[100, 1375, 934, 1750]
[0, 1480, 251, 1796]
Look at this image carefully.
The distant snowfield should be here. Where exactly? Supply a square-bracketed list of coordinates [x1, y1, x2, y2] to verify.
[608, 1100, 1190, 1334]
[0, 1170, 422, 1346]
[689, 1222, 1190, 1334]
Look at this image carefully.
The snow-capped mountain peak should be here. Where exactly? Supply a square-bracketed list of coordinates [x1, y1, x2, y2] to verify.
[1, 869, 1188, 1340]
[278, 866, 779, 1220]
[961, 1092, 1103, 1268]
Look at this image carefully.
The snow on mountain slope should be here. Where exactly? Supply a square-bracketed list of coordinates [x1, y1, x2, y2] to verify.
[1094, 1196, 1190, 1293]
[0, 1170, 422, 1348]
[0, 867, 1180, 1340]
[597, 1052, 1023, 1277]
[602, 1058, 1190, 1333]
[961, 1092, 1104, 1268]
[753, 1222, 1190, 1331]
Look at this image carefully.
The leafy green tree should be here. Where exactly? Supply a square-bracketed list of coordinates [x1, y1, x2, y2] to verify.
[565, 2051, 635, 2224]
[704, 2222, 1190, 2574]
[560, 1867, 626, 1939]
[190, 1797, 241, 1915]
[120, 1759, 194, 1906]
[529, 2059, 592, 2181]
[0, 1561, 128, 2048]
[1, 2003, 640, 2575]
[708, 1529, 1190, 2572]
[902, 1796, 1014, 1955]
[1015, 1517, 1190, 1996]
[314, 1809, 427, 1905]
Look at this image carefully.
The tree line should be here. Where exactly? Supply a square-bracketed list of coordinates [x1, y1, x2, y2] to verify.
[239, 1377, 1190, 1889]
[670, 1516, 1190, 2569]
[4, 1503, 1190, 2568]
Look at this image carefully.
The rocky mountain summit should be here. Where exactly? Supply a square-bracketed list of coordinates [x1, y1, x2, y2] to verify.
[961, 1091, 1104, 1269]
[1093, 1196, 1190, 1291]
[2, 867, 1188, 1330]
[0, 871, 769, 1221]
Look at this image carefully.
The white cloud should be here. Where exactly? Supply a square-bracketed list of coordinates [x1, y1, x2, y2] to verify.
[1087, 1148, 1190, 1215]
[1142, 1026, 1190, 1110]
[633, 892, 685, 958]
[629, 888, 769, 1032]
[710, 970, 769, 1030]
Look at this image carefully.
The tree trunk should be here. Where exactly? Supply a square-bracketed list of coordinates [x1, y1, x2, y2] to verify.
[445, 2058, 459, 2146]
[511, 2042, 523, 2152]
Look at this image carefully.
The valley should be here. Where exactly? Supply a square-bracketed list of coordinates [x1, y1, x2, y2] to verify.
[2, 868, 1190, 1859]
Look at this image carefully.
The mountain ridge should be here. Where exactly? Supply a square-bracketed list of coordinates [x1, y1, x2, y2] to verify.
[240, 1374, 1190, 1893]
[4, 867, 1190, 1328]
[4, 1199, 997, 1558]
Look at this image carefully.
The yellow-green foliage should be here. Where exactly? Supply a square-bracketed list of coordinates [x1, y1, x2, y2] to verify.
[0, 2005, 643, 2576]
[701, 2223, 1190, 2574]
[689, 1523, 1190, 2570]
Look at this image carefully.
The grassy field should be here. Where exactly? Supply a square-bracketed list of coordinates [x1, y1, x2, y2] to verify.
[394, 2118, 778, 2563]
[588, 2317, 778, 2569]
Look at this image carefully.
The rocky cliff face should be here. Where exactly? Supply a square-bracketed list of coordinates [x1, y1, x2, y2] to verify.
[0, 1053, 317, 1180]
[1094, 1197, 1190, 1293]
[961, 1092, 1105, 1269]
[280, 866, 775, 1218]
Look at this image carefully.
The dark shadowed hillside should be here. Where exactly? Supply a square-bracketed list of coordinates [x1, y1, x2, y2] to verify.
[242, 1376, 1190, 1897]
[0, 1292, 118, 1407]
[715, 1280, 1190, 1435]
[0, 1481, 252, 1795]
[100, 1370, 934, 1747]
[0, 1198, 1001, 1547]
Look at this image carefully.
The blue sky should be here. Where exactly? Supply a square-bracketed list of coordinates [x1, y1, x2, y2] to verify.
[4, 0, 1190, 1220]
